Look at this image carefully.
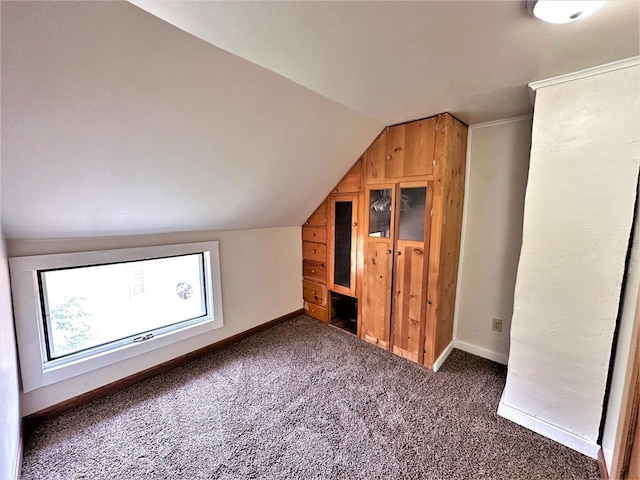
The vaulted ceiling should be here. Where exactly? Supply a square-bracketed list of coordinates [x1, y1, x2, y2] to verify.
[1, 1, 638, 239]
[131, 0, 639, 125]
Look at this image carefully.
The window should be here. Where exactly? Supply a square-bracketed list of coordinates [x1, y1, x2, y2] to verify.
[11, 242, 223, 392]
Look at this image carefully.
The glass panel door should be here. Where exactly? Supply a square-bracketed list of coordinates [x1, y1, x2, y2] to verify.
[390, 181, 431, 365]
[368, 188, 393, 238]
[397, 186, 427, 241]
[333, 201, 353, 289]
[328, 194, 358, 297]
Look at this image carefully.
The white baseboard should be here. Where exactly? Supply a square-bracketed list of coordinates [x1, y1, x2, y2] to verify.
[433, 341, 454, 372]
[453, 340, 509, 365]
[497, 398, 600, 459]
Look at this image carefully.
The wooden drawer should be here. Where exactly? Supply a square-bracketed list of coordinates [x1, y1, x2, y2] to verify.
[302, 227, 327, 244]
[302, 241, 326, 262]
[303, 260, 327, 282]
[304, 201, 327, 227]
[303, 280, 326, 306]
[305, 301, 329, 323]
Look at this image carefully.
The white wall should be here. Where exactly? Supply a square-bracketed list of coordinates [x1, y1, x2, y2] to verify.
[0, 150, 21, 480]
[499, 63, 640, 458]
[454, 116, 532, 364]
[8, 226, 302, 416]
[601, 198, 640, 467]
[0, 229, 20, 479]
[0, 0, 22, 463]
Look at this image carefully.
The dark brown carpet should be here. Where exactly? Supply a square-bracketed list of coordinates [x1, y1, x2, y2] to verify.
[22, 315, 599, 479]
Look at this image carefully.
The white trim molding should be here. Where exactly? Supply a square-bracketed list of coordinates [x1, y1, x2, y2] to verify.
[468, 114, 533, 130]
[453, 340, 508, 365]
[498, 397, 600, 459]
[529, 56, 640, 92]
[433, 341, 454, 372]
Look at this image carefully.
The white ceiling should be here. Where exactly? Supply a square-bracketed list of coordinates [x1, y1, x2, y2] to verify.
[130, 0, 640, 125]
[1, 2, 381, 238]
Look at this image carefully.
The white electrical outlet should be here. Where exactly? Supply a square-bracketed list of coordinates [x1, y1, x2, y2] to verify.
[492, 318, 503, 332]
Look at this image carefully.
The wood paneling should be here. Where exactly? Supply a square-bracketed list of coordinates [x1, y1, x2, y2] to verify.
[303, 279, 327, 306]
[610, 282, 640, 480]
[384, 125, 406, 179]
[361, 240, 393, 349]
[597, 448, 609, 480]
[304, 200, 327, 227]
[366, 130, 388, 183]
[391, 242, 425, 362]
[333, 161, 363, 194]
[431, 116, 467, 365]
[302, 241, 327, 263]
[303, 260, 327, 283]
[628, 412, 640, 478]
[302, 226, 327, 243]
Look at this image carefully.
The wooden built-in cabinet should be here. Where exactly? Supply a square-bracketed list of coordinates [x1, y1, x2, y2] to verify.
[302, 113, 467, 368]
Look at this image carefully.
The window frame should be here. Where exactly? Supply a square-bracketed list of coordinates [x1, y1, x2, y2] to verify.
[10, 241, 224, 392]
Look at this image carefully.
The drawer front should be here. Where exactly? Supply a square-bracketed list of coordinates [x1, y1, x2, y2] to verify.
[303, 260, 327, 282]
[303, 280, 326, 306]
[302, 241, 327, 262]
[302, 227, 327, 244]
[305, 301, 329, 323]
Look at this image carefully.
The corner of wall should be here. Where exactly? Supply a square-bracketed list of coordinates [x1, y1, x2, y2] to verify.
[0, 229, 22, 479]
[452, 115, 533, 366]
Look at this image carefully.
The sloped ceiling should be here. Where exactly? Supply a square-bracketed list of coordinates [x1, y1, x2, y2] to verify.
[130, 0, 639, 125]
[1, 1, 382, 238]
[2, 1, 638, 239]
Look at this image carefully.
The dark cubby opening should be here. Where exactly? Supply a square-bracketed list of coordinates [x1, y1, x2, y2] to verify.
[330, 292, 357, 335]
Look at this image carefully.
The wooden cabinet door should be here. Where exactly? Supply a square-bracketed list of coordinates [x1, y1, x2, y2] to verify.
[390, 182, 433, 363]
[384, 125, 406, 179]
[404, 118, 436, 177]
[361, 185, 396, 348]
[366, 119, 437, 183]
[328, 194, 358, 297]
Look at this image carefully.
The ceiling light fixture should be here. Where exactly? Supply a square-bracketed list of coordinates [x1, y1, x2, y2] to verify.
[526, 0, 607, 24]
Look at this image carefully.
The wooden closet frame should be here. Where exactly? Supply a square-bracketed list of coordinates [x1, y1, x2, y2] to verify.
[607, 281, 640, 478]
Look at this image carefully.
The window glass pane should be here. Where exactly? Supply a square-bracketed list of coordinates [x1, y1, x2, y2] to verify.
[41, 254, 206, 359]
[398, 187, 427, 241]
[334, 201, 353, 288]
[369, 189, 392, 238]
